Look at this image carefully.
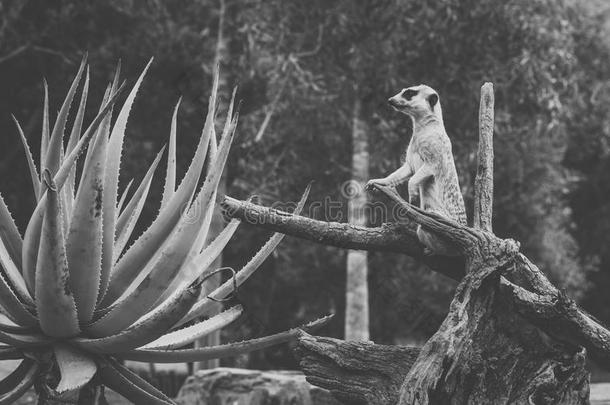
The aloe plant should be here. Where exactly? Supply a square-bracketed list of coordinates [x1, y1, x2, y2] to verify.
[0, 56, 328, 404]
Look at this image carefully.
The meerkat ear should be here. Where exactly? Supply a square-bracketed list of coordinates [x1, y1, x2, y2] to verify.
[427, 93, 439, 110]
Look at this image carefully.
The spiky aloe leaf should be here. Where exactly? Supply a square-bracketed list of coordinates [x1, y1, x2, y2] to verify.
[91, 99, 237, 334]
[0, 229, 33, 307]
[116, 179, 133, 215]
[57, 82, 126, 188]
[0, 330, 48, 347]
[0, 193, 22, 270]
[64, 67, 90, 211]
[0, 346, 21, 360]
[54, 344, 97, 393]
[43, 55, 87, 181]
[160, 98, 181, 210]
[109, 59, 122, 98]
[0, 271, 37, 328]
[112, 148, 165, 264]
[189, 190, 216, 254]
[78, 281, 201, 348]
[79, 85, 111, 181]
[99, 60, 152, 301]
[99, 358, 174, 405]
[142, 305, 242, 350]
[178, 88, 235, 258]
[35, 171, 80, 337]
[0, 319, 33, 333]
[119, 315, 332, 363]
[155, 217, 240, 306]
[12, 116, 40, 200]
[102, 67, 219, 306]
[178, 184, 311, 325]
[40, 79, 49, 183]
[0, 359, 32, 395]
[0, 359, 38, 404]
[65, 68, 90, 163]
[22, 83, 126, 297]
[66, 94, 112, 324]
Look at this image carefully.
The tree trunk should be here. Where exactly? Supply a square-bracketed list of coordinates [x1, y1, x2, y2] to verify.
[397, 250, 589, 404]
[345, 97, 370, 341]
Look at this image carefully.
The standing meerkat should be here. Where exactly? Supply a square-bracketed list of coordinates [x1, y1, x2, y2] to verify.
[366, 84, 467, 255]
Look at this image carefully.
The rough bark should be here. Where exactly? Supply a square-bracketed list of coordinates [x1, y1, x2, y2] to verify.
[295, 332, 420, 405]
[473, 82, 494, 232]
[397, 237, 589, 404]
[345, 96, 370, 341]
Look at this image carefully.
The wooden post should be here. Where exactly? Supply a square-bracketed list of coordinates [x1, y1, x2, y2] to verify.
[473, 82, 494, 232]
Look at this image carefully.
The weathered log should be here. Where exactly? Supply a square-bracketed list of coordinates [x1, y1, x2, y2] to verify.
[295, 332, 420, 405]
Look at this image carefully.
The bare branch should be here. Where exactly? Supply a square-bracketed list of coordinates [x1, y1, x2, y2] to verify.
[474, 83, 495, 232]
[0, 44, 29, 65]
[30, 46, 75, 65]
[254, 75, 288, 142]
[293, 24, 324, 58]
[221, 195, 465, 280]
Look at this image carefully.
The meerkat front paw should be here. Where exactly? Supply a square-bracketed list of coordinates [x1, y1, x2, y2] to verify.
[365, 179, 389, 191]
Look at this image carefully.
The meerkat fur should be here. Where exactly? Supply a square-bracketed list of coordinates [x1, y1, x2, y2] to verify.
[366, 85, 467, 255]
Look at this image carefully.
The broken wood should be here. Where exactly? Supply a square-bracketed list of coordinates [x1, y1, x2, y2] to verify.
[295, 332, 420, 405]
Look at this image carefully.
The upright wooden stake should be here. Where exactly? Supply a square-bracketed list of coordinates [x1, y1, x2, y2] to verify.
[473, 82, 494, 232]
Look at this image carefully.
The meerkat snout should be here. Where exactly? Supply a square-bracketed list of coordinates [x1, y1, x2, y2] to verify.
[388, 94, 406, 110]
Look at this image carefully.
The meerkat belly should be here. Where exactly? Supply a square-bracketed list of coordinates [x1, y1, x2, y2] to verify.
[405, 145, 423, 173]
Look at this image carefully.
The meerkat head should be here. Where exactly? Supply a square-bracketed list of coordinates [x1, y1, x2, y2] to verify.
[388, 85, 442, 123]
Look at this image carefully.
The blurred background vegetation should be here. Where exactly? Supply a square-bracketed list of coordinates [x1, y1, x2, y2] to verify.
[1, 0, 610, 371]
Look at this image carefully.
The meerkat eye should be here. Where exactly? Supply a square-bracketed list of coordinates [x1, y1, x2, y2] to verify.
[402, 89, 418, 100]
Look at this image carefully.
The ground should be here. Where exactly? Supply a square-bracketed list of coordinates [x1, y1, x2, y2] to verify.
[2, 360, 610, 403]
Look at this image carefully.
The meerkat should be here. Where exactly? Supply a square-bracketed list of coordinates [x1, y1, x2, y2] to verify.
[365, 85, 467, 256]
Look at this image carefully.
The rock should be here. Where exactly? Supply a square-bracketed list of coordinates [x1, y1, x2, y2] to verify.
[175, 367, 342, 405]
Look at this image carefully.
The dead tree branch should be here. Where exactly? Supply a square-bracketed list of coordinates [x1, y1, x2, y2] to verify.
[221, 196, 465, 280]
[0, 44, 29, 65]
[474, 82, 495, 232]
